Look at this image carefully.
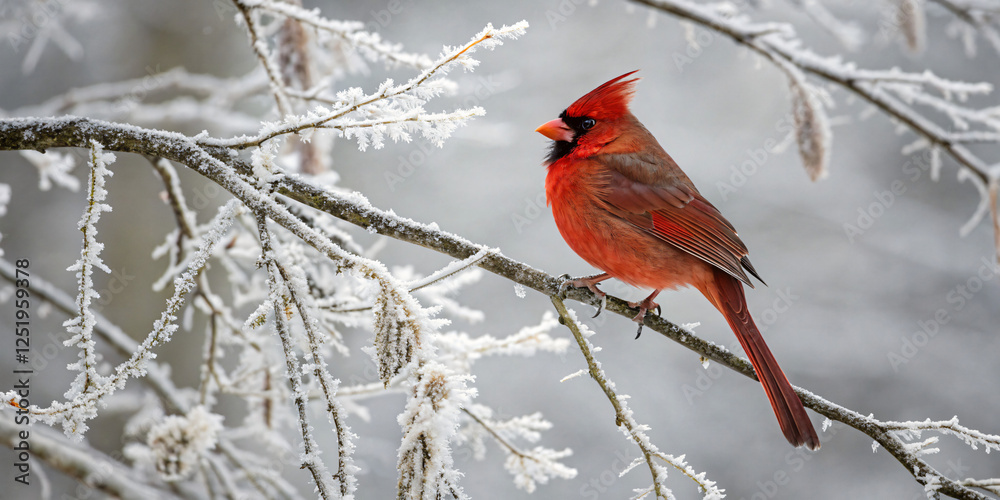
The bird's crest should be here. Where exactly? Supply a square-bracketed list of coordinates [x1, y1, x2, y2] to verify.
[566, 70, 639, 120]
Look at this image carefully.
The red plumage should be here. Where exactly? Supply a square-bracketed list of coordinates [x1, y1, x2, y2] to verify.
[537, 71, 820, 450]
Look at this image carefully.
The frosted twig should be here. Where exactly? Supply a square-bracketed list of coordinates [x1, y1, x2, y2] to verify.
[456, 405, 576, 493]
[208, 21, 528, 149]
[62, 140, 115, 401]
[882, 417, 1000, 452]
[233, 0, 292, 116]
[929, 0, 1000, 56]
[551, 296, 722, 500]
[259, 215, 357, 496]
[237, 0, 433, 69]
[255, 213, 335, 499]
[330, 247, 492, 313]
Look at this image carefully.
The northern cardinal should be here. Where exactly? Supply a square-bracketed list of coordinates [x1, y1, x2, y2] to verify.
[536, 71, 820, 450]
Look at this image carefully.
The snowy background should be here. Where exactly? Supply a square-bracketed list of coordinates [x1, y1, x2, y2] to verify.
[1, 0, 999, 498]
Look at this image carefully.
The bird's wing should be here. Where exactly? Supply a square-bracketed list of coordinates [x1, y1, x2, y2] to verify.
[599, 157, 763, 287]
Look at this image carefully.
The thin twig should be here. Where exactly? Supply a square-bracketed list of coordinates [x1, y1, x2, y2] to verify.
[550, 296, 674, 499]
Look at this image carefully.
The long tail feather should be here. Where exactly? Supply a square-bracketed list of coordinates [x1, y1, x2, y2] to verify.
[704, 267, 820, 450]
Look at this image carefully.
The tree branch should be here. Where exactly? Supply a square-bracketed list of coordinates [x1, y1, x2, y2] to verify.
[0, 416, 187, 500]
[2, 115, 996, 499]
[630, 0, 996, 183]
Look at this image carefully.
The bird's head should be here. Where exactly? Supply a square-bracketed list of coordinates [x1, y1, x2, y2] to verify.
[536, 70, 640, 163]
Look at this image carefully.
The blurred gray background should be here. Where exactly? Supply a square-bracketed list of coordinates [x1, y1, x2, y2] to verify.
[1, 0, 998, 498]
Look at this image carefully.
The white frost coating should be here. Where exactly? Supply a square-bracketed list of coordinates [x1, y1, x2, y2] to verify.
[455, 405, 576, 491]
[207, 21, 529, 152]
[958, 167, 991, 237]
[58, 141, 116, 437]
[396, 361, 476, 500]
[20, 150, 80, 192]
[504, 446, 577, 493]
[929, 146, 942, 182]
[557, 306, 723, 499]
[902, 437, 941, 457]
[435, 311, 568, 374]
[883, 416, 1000, 455]
[514, 283, 526, 298]
[921, 471, 942, 497]
[238, 0, 434, 69]
[145, 406, 224, 481]
[31, 200, 241, 438]
[389, 247, 494, 324]
[560, 369, 588, 382]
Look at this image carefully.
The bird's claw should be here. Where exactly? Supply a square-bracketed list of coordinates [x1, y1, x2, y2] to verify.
[559, 273, 608, 318]
[628, 304, 648, 339]
[592, 294, 607, 318]
[628, 293, 661, 340]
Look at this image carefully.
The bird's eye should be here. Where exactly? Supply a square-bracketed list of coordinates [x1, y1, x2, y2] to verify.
[581, 118, 596, 130]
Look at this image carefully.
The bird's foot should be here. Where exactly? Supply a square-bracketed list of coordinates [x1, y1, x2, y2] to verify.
[628, 290, 662, 339]
[559, 273, 610, 318]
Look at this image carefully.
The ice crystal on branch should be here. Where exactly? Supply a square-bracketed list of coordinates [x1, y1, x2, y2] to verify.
[145, 406, 223, 481]
[212, 21, 528, 154]
[61, 141, 116, 429]
[20, 149, 79, 191]
[396, 361, 475, 500]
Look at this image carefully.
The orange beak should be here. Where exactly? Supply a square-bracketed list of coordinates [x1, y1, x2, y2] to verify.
[535, 118, 574, 142]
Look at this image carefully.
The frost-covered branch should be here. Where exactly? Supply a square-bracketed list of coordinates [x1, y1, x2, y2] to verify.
[235, 0, 433, 70]
[632, 0, 1000, 259]
[255, 214, 337, 499]
[929, 0, 1000, 57]
[551, 296, 721, 500]
[0, 6, 568, 498]
[633, 0, 997, 180]
[270, 146, 998, 500]
[62, 141, 116, 400]
[7, 197, 239, 438]
[233, 0, 293, 116]
[0, 256, 310, 497]
[206, 20, 528, 150]
[3, 115, 998, 498]
[0, 417, 185, 500]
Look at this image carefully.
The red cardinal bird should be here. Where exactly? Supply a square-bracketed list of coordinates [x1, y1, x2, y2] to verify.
[536, 71, 820, 450]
